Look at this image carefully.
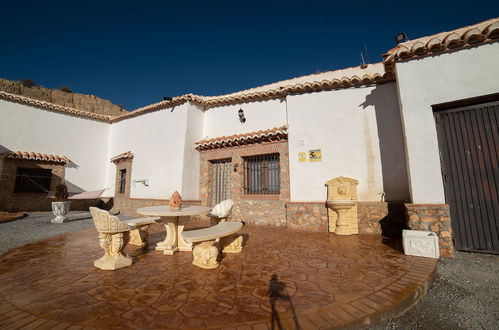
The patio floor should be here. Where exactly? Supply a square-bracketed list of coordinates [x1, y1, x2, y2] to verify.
[0, 220, 437, 329]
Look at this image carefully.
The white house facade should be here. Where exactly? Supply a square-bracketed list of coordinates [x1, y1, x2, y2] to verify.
[1, 18, 498, 257]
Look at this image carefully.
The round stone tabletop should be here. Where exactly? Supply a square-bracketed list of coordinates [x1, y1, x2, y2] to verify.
[136, 205, 211, 217]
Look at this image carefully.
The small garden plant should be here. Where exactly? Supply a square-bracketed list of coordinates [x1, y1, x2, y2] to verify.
[54, 183, 68, 202]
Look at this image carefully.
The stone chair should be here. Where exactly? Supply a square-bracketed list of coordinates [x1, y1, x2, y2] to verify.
[208, 199, 235, 225]
[89, 207, 133, 270]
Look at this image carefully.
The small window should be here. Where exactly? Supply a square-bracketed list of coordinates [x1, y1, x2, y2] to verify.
[119, 169, 127, 194]
[14, 167, 52, 193]
[243, 154, 280, 195]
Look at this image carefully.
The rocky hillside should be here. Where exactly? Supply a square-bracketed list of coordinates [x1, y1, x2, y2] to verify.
[0, 78, 126, 116]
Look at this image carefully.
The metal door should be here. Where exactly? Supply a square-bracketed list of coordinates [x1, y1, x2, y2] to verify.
[211, 159, 232, 206]
[435, 101, 499, 254]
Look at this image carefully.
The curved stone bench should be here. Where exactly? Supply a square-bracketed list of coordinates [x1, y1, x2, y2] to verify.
[182, 221, 243, 269]
[125, 217, 160, 247]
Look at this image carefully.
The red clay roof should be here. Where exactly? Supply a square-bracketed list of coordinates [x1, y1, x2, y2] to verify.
[3, 18, 497, 123]
[0, 91, 113, 122]
[3, 151, 70, 164]
[382, 18, 499, 78]
[119, 65, 389, 121]
[195, 126, 288, 151]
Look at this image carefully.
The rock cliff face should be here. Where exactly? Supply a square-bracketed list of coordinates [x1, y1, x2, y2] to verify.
[0, 78, 126, 116]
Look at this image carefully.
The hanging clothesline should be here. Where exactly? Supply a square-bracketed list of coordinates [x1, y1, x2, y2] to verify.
[12, 173, 125, 200]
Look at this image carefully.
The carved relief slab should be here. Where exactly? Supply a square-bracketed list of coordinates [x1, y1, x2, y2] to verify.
[402, 230, 440, 259]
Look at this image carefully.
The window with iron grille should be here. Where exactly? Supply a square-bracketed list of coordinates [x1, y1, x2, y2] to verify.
[119, 169, 127, 194]
[243, 154, 280, 195]
[14, 167, 52, 193]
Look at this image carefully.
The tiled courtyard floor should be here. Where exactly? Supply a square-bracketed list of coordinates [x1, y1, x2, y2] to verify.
[0, 221, 437, 329]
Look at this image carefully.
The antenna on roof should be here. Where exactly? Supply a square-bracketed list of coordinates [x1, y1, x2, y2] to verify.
[364, 45, 370, 64]
[360, 53, 367, 69]
[360, 44, 370, 69]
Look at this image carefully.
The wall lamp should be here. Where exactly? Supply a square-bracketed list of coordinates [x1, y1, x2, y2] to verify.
[238, 108, 246, 123]
[394, 32, 409, 44]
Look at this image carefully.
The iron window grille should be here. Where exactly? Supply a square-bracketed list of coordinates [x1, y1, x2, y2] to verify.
[14, 167, 52, 193]
[243, 154, 280, 195]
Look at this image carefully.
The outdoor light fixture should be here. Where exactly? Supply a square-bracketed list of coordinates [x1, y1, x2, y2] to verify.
[238, 108, 246, 123]
[395, 32, 409, 44]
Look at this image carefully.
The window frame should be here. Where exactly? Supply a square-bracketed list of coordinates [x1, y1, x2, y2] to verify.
[119, 169, 127, 194]
[14, 167, 53, 194]
[242, 153, 280, 195]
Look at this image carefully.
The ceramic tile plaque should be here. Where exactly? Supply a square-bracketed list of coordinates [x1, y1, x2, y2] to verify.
[309, 149, 322, 162]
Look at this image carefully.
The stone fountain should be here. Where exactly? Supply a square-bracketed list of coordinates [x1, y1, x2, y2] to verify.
[325, 176, 359, 235]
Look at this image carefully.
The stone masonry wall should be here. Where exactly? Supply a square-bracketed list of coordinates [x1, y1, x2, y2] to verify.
[358, 202, 406, 236]
[231, 200, 286, 226]
[0, 159, 97, 212]
[199, 141, 290, 226]
[405, 204, 454, 257]
[357, 202, 387, 234]
[285, 201, 406, 234]
[286, 202, 328, 231]
[0, 78, 126, 116]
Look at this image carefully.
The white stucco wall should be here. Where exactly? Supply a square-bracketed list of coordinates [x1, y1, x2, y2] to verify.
[395, 42, 499, 204]
[104, 103, 203, 200]
[181, 103, 204, 200]
[203, 99, 287, 139]
[0, 100, 110, 192]
[287, 83, 408, 202]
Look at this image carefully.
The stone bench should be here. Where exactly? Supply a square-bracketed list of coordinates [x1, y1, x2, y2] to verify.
[124, 217, 160, 247]
[182, 221, 244, 269]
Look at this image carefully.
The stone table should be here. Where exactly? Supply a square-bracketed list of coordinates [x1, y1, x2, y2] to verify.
[136, 205, 211, 255]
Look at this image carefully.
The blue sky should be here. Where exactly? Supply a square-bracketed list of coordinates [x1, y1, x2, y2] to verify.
[1, 1, 498, 110]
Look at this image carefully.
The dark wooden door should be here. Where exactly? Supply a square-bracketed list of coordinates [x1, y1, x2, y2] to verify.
[435, 101, 499, 254]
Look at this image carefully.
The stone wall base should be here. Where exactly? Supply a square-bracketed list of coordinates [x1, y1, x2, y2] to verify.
[286, 201, 406, 235]
[405, 204, 454, 257]
[286, 202, 328, 231]
[358, 202, 406, 236]
[231, 199, 286, 227]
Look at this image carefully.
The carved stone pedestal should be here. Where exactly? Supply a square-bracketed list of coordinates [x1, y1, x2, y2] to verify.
[220, 235, 243, 253]
[129, 225, 150, 247]
[192, 241, 219, 269]
[94, 232, 133, 270]
[89, 207, 133, 271]
[51, 201, 71, 223]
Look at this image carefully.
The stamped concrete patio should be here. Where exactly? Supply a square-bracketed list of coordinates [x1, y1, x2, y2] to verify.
[0, 219, 436, 329]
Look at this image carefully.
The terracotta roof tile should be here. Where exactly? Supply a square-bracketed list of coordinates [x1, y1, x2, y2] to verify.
[2, 151, 70, 164]
[111, 151, 134, 163]
[0, 91, 113, 122]
[114, 64, 389, 122]
[2, 64, 389, 123]
[383, 17, 499, 78]
[195, 126, 288, 151]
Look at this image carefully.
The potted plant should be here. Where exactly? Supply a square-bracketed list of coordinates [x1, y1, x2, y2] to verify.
[51, 183, 71, 223]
